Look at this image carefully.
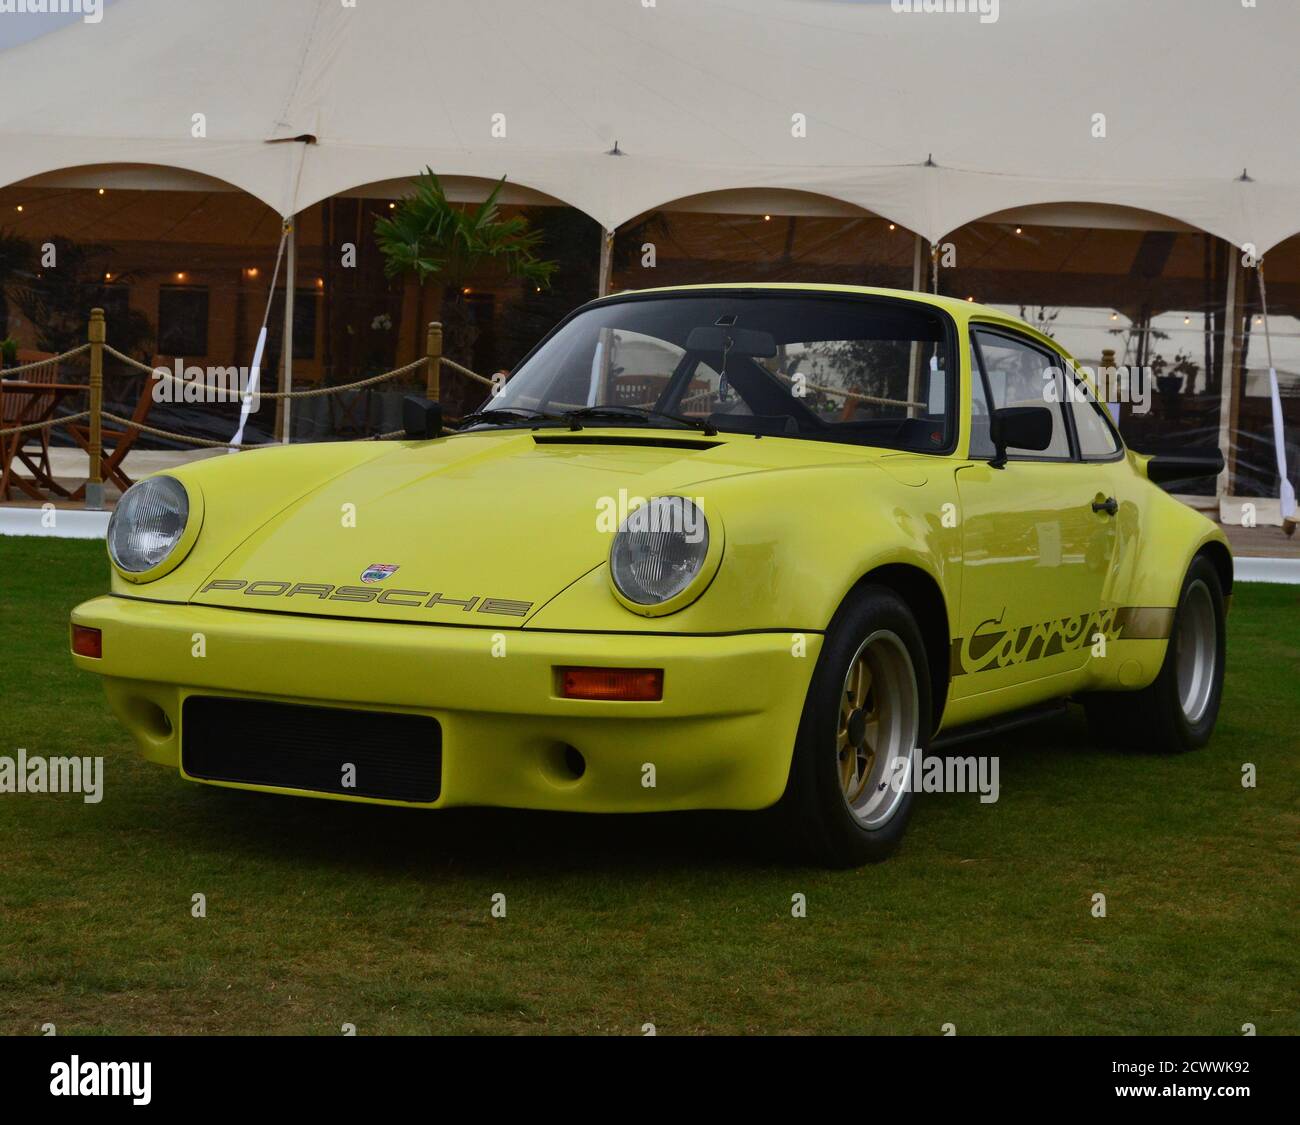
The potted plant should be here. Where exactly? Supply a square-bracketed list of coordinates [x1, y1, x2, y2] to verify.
[374, 169, 557, 414]
[0, 336, 18, 373]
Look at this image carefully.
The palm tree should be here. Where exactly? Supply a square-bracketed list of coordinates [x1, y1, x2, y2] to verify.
[0, 228, 36, 342]
[374, 169, 558, 382]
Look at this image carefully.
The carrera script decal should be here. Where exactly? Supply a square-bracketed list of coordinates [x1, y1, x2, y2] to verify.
[949, 606, 1174, 677]
[198, 579, 533, 618]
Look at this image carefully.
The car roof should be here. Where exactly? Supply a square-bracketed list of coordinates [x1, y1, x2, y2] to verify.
[592, 283, 1073, 361]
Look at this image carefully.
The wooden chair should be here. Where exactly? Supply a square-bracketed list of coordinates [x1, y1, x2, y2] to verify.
[68, 373, 156, 498]
[1, 364, 70, 500]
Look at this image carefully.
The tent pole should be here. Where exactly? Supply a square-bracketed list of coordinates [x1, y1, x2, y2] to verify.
[907, 235, 926, 414]
[279, 217, 296, 443]
[597, 228, 614, 297]
[1216, 252, 1241, 498]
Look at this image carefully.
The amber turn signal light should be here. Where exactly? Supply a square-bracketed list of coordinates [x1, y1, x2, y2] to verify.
[71, 624, 102, 659]
[558, 666, 662, 701]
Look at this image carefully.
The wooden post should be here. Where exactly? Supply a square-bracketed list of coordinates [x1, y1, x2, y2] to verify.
[597, 228, 614, 297]
[86, 307, 105, 511]
[907, 235, 926, 414]
[426, 321, 443, 399]
[277, 217, 296, 444]
[1217, 252, 1242, 499]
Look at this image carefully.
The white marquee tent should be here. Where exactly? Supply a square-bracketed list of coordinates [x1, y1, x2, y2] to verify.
[2, 0, 1299, 254]
[0, 0, 1296, 521]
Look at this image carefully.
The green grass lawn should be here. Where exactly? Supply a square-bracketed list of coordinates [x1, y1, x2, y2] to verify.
[1, 536, 1296, 1036]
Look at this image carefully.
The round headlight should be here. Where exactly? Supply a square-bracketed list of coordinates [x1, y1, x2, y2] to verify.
[610, 496, 710, 606]
[108, 476, 190, 574]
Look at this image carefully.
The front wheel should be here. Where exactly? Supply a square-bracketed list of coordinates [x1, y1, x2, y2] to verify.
[776, 585, 931, 867]
[1084, 553, 1226, 753]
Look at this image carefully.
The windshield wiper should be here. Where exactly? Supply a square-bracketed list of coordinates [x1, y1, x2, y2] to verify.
[561, 405, 717, 436]
[460, 407, 582, 430]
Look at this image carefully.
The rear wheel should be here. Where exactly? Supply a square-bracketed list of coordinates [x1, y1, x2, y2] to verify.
[1084, 554, 1225, 753]
[777, 585, 931, 867]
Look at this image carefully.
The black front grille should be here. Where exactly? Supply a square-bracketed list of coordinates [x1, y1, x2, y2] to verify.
[182, 697, 441, 803]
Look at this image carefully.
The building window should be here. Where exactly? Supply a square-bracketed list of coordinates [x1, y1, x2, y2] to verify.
[158, 286, 209, 356]
[292, 289, 318, 361]
[91, 282, 131, 331]
[267, 289, 319, 361]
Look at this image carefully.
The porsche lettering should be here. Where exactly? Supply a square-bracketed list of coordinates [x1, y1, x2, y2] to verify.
[197, 579, 532, 617]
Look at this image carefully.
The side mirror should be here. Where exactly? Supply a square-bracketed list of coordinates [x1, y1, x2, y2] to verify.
[1143, 447, 1225, 486]
[402, 395, 443, 440]
[989, 406, 1053, 468]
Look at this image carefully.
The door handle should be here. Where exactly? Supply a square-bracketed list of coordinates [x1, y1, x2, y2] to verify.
[1091, 495, 1118, 516]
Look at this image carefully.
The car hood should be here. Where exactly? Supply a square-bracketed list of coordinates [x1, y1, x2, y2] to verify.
[189, 428, 887, 626]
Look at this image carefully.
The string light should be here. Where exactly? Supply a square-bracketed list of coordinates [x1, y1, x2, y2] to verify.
[1015, 227, 1023, 235]
[175, 272, 187, 282]
[15, 205, 22, 212]
[245, 267, 259, 279]
[97, 188, 106, 196]
[763, 214, 772, 221]
[888, 223, 896, 231]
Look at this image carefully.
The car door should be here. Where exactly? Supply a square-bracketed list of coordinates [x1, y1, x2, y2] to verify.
[951, 327, 1117, 701]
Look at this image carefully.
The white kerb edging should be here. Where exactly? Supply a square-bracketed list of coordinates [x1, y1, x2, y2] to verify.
[0, 508, 111, 539]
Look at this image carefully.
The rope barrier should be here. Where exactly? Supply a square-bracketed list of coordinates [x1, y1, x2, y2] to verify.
[772, 369, 924, 409]
[3, 329, 487, 466]
[100, 412, 263, 449]
[101, 345, 162, 376]
[0, 410, 91, 438]
[441, 356, 496, 387]
[261, 355, 431, 399]
[0, 344, 90, 377]
[102, 344, 464, 400]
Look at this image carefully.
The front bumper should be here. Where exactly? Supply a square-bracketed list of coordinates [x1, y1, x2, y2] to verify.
[70, 596, 821, 812]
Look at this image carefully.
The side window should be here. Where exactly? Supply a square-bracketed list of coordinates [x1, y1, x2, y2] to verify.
[968, 341, 995, 458]
[972, 330, 1071, 460]
[1067, 373, 1122, 459]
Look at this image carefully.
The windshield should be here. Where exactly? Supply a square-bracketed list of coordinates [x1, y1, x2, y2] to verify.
[472, 292, 956, 452]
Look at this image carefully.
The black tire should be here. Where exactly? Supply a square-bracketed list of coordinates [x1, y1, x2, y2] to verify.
[776, 584, 932, 867]
[1083, 554, 1225, 753]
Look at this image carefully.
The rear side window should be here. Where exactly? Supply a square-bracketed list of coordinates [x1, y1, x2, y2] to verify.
[968, 341, 995, 458]
[1068, 374, 1122, 459]
[972, 330, 1071, 460]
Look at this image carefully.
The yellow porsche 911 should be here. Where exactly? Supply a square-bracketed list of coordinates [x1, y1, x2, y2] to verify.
[70, 285, 1231, 866]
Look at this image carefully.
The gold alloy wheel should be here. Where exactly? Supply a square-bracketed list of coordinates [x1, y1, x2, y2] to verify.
[836, 629, 920, 829]
[1175, 577, 1217, 724]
